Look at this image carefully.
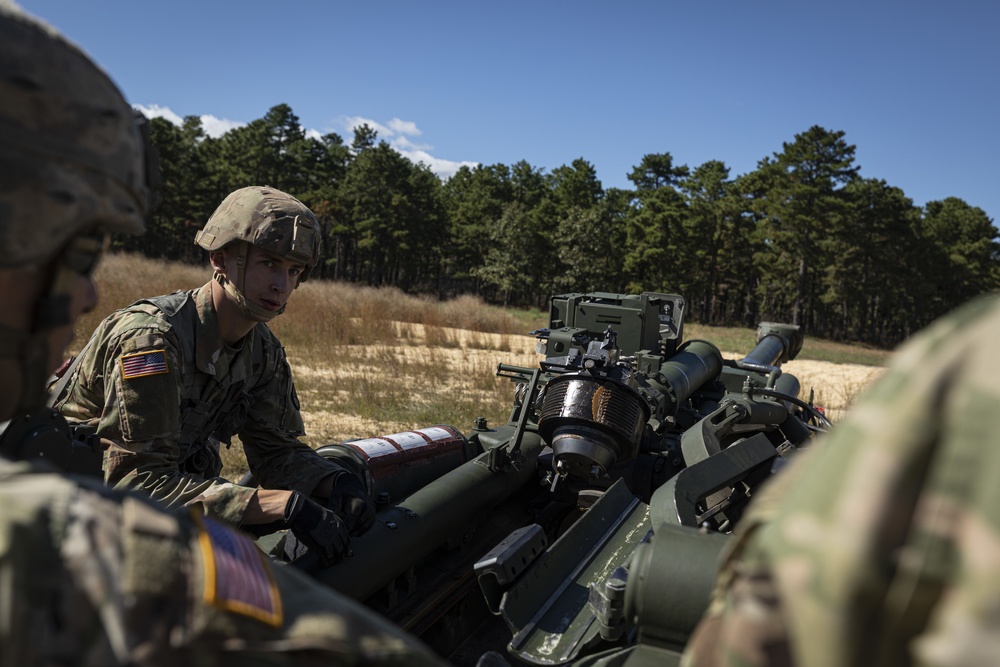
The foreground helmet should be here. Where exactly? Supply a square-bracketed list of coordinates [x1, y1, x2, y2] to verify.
[195, 185, 322, 319]
[0, 6, 152, 414]
[0, 6, 152, 268]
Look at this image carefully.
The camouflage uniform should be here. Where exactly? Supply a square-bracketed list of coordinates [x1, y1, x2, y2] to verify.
[0, 456, 443, 666]
[1, 7, 443, 666]
[682, 294, 1000, 667]
[53, 282, 345, 526]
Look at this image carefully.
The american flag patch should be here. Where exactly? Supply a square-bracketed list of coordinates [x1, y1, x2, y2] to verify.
[194, 514, 283, 627]
[120, 350, 169, 379]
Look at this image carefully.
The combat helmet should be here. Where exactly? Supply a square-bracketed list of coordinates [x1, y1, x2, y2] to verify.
[0, 6, 153, 268]
[195, 185, 322, 320]
[0, 5, 153, 413]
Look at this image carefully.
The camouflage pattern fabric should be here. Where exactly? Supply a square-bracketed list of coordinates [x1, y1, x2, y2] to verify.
[54, 282, 345, 526]
[0, 456, 445, 666]
[0, 7, 148, 268]
[195, 186, 322, 282]
[682, 294, 1000, 667]
[3, 6, 439, 665]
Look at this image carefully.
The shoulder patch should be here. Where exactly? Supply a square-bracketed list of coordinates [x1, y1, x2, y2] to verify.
[194, 513, 283, 627]
[120, 350, 169, 379]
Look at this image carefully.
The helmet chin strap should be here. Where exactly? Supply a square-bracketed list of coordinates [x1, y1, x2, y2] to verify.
[0, 261, 78, 414]
[214, 243, 286, 322]
[0, 323, 49, 416]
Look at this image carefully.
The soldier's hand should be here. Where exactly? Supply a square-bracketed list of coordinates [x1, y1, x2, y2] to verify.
[326, 473, 376, 536]
[284, 491, 350, 567]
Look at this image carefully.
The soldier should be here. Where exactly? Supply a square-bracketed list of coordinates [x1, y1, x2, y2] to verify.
[52, 185, 376, 565]
[682, 293, 1000, 667]
[0, 6, 445, 665]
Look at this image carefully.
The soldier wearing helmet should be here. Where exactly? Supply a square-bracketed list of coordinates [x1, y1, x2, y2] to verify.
[0, 0, 149, 421]
[195, 185, 323, 320]
[53, 183, 376, 565]
[1, 5, 444, 666]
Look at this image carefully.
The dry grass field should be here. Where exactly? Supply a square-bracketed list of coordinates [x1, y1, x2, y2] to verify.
[77, 253, 887, 479]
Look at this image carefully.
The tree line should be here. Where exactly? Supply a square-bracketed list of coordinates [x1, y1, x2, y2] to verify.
[127, 103, 999, 349]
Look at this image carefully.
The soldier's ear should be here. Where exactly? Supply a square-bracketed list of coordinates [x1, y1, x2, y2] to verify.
[208, 249, 228, 275]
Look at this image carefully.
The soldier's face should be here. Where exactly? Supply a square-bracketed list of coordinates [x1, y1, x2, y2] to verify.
[0, 264, 96, 371]
[213, 245, 304, 321]
[0, 258, 97, 418]
[48, 268, 99, 370]
[241, 246, 304, 315]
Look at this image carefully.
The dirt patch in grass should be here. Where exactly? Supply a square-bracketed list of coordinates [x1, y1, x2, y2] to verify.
[89, 255, 893, 482]
[714, 349, 885, 423]
[773, 357, 885, 422]
[291, 327, 886, 448]
[290, 327, 539, 447]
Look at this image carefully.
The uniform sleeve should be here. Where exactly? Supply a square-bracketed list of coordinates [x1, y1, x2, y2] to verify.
[680, 447, 807, 667]
[77, 324, 257, 525]
[683, 296, 1000, 667]
[238, 350, 347, 498]
[0, 462, 446, 666]
[683, 355, 941, 667]
[56, 317, 183, 440]
[104, 437, 258, 525]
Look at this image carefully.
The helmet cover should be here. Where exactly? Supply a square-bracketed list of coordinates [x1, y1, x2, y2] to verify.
[0, 6, 151, 268]
[195, 185, 321, 282]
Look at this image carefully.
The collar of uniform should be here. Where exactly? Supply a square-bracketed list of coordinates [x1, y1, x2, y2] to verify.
[194, 282, 225, 375]
[194, 282, 255, 384]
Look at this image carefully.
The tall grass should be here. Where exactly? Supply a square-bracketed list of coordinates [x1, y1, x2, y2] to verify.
[79, 254, 540, 351]
[81, 254, 540, 478]
[80, 253, 887, 479]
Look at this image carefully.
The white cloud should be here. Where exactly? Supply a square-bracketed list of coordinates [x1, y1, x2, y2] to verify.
[199, 114, 245, 138]
[131, 104, 245, 138]
[340, 115, 393, 138]
[336, 115, 421, 141]
[397, 148, 479, 180]
[331, 114, 478, 178]
[393, 135, 433, 152]
[133, 103, 182, 126]
[133, 106, 477, 180]
[387, 118, 421, 137]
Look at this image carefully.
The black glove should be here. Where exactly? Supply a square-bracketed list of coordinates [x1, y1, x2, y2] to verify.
[283, 491, 351, 567]
[326, 473, 376, 537]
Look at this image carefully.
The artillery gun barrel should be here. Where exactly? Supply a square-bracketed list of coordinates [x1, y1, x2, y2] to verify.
[302, 431, 544, 602]
[741, 335, 786, 368]
[657, 340, 724, 413]
[741, 322, 803, 368]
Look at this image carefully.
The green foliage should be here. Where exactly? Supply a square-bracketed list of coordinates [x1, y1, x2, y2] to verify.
[752, 126, 860, 331]
[920, 198, 1000, 309]
[128, 116, 214, 262]
[623, 174, 689, 293]
[140, 106, 999, 349]
[627, 152, 689, 191]
[548, 158, 603, 210]
[441, 163, 516, 292]
[552, 203, 626, 293]
[338, 141, 445, 289]
[474, 202, 545, 306]
[819, 178, 924, 346]
[679, 160, 750, 323]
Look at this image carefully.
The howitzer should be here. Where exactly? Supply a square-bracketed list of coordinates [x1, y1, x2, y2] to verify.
[276, 291, 827, 665]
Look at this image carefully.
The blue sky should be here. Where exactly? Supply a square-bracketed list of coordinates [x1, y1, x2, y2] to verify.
[18, 1, 999, 224]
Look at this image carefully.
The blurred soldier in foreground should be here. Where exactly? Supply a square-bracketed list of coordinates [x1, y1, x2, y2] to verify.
[53, 184, 375, 565]
[683, 293, 1000, 667]
[0, 6, 444, 665]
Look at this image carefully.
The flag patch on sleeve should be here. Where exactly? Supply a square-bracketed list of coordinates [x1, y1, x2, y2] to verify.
[120, 350, 169, 379]
[194, 513, 283, 627]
